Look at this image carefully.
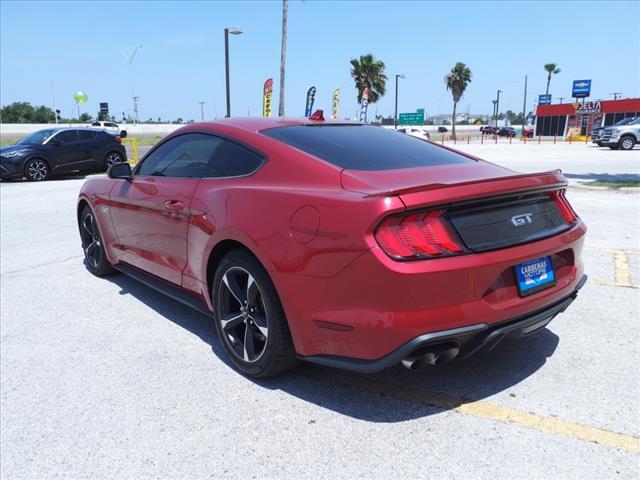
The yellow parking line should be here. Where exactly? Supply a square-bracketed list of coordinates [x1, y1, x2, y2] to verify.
[589, 279, 638, 289]
[585, 246, 640, 256]
[302, 370, 640, 453]
[614, 251, 633, 287]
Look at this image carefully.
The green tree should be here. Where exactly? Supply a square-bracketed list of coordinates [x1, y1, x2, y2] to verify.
[350, 53, 387, 103]
[544, 63, 561, 96]
[444, 62, 472, 138]
[78, 112, 93, 123]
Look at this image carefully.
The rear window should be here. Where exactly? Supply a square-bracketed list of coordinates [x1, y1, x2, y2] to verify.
[262, 125, 473, 170]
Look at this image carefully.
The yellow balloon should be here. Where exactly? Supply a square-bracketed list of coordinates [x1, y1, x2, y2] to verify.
[74, 91, 88, 104]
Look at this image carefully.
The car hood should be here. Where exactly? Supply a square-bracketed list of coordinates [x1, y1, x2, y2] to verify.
[0, 144, 33, 155]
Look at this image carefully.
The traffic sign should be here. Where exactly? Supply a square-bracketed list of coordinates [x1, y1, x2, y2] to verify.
[572, 79, 591, 98]
[398, 109, 425, 125]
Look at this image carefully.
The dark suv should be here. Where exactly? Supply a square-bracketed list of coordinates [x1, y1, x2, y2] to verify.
[0, 128, 126, 181]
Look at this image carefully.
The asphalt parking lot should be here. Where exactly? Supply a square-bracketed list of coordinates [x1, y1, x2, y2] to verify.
[1, 145, 639, 479]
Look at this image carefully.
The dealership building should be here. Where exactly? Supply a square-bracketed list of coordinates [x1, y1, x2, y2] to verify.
[534, 98, 640, 138]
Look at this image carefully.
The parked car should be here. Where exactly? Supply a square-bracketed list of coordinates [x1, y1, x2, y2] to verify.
[77, 117, 586, 378]
[91, 121, 127, 138]
[592, 117, 637, 147]
[398, 127, 431, 140]
[437, 126, 448, 133]
[481, 126, 499, 135]
[600, 117, 640, 150]
[0, 128, 126, 181]
[497, 127, 517, 137]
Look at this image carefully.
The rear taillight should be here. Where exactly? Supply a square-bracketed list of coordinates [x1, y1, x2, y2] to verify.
[548, 189, 577, 224]
[375, 209, 467, 260]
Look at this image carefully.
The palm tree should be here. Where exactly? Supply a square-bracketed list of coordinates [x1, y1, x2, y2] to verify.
[349, 54, 387, 103]
[278, 0, 288, 116]
[444, 62, 472, 139]
[544, 63, 561, 96]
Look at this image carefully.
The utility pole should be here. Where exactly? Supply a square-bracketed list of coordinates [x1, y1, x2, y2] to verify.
[521, 75, 527, 129]
[278, 0, 288, 116]
[609, 92, 622, 100]
[132, 96, 139, 124]
[199, 101, 206, 121]
[558, 97, 565, 104]
[496, 90, 503, 127]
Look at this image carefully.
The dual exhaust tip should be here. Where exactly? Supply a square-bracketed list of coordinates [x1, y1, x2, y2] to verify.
[401, 343, 460, 370]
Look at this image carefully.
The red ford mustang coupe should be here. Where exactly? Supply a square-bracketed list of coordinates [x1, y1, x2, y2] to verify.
[77, 115, 586, 377]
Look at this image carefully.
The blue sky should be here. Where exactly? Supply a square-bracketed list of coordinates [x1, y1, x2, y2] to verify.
[1, 0, 638, 121]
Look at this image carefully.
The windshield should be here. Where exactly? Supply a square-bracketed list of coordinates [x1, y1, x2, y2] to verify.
[614, 117, 637, 126]
[16, 129, 57, 145]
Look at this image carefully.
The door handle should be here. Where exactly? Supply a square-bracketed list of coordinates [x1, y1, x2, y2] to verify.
[162, 200, 185, 213]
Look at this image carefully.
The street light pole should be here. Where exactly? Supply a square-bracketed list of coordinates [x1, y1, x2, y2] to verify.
[121, 45, 143, 124]
[394, 73, 406, 129]
[609, 92, 622, 100]
[496, 89, 503, 127]
[199, 101, 206, 121]
[224, 27, 243, 118]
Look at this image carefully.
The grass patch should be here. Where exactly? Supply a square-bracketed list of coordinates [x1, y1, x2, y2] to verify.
[582, 180, 640, 188]
[126, 135, 165, 146]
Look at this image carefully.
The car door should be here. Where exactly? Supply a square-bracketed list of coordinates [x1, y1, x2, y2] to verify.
[76, 130, 103, 169]
[46, 130, 87, 173]
[108, 132, 223, 285]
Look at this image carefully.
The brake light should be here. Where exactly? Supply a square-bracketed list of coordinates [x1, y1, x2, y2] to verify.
[375, 209, 466, 260]
[548, 190, 577, 224]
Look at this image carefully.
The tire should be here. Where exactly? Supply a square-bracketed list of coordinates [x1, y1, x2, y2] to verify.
[619, 136, 636, 151]
[212, 249, 298, 378]
[597, 142, 603, 147]
[79, 205, 115, 276]
[24, 158, 50, 181]
[105, 151, 124, 168]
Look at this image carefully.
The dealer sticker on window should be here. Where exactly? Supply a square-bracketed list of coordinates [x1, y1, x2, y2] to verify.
[515, 256, 556, 297]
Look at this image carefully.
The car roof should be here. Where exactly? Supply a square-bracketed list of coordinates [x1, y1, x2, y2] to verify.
[191, 116, 358, 133]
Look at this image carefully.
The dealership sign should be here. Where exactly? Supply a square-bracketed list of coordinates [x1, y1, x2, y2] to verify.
[538, 94, 552, 105]
[572, 79, 592, 98]
[574, 100, 601, 115]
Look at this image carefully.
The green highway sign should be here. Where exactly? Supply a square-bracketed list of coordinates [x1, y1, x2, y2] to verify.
[398, 108, 425, 125]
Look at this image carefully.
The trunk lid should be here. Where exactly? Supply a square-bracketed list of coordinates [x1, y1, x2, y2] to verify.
[341, 162, 572, 253]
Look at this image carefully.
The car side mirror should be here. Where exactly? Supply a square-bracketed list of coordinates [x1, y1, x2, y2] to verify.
[108, 162, 132, 180]
[120, 130, 128, 138]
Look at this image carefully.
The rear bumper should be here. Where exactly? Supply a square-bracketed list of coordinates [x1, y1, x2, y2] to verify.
[277, 219, 586, 359]
[301, 274, 587, 373]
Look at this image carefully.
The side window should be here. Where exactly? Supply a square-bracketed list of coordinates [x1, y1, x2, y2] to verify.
[91, 122, 101, 127]
[55, 130, 78, 144]
[137, 133, 223, 178]
[79, 130, 97, 142]
[206, 140, 263, 178]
